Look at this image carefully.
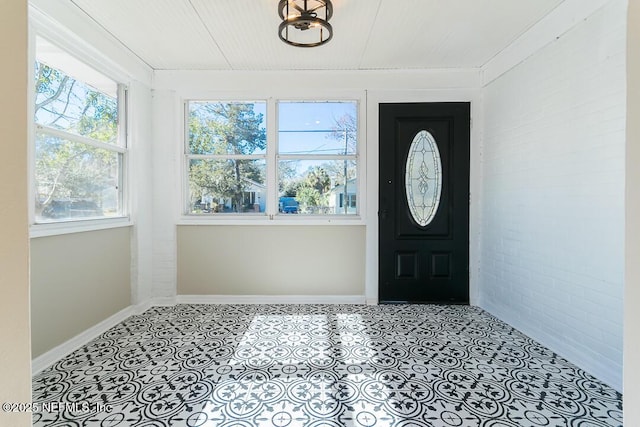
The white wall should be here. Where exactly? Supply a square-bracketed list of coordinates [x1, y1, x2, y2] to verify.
[0, 0, 31, 425]
[625, 0, 640, 423]
[177, 225, 365, 298]
[152, 70, 482, 303]
[479, 1, 626, 391]
[151, 89, 182, 299]
[129, 81, 154, 304]
[30, 228, 131, 357]
[27, 0, 155, 356]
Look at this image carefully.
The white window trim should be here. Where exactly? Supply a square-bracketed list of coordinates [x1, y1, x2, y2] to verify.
[183, 100, 269, 216]
[177, 218, 364, 226]
[35, 125, 127, 153]
[180, 95, 367, 225]
[29, 26, 131, 238]
[30, 217, 133, 238]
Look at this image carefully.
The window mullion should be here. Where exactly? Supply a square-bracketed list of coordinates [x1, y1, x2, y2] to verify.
[187, 154, 266, 161]
[118, 85, 128, 148]
[118, 85, 127, 217]
[266, 98, 278, 216]
[36, 125, 125, 153]
[184, 102, 191, 215]
[278, 154, 357, 161]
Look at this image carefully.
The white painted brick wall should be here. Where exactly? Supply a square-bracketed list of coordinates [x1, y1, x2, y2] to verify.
[129, 81, 154, 304]
[150, 89, 182, 298]
[479, 1, 626, 391]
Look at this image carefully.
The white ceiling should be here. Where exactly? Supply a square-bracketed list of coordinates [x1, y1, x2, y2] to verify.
[68, 0, 566, 71]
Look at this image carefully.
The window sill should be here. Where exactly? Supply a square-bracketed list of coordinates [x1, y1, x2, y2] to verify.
[30, 217, 132, 238]
[178, 215, 365, 226]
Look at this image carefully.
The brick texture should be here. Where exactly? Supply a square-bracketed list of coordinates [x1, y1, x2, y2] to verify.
[479, 1, 626, 391]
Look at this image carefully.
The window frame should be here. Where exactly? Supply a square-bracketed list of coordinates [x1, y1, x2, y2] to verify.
[184, 100, 268, 216]
[29, 28, 131, 237]
[180, 97, 365, 224]
[276, 100, 359, 217]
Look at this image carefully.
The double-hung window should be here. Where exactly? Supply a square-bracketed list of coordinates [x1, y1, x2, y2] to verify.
[184, 99, 358, 218]
[277, 101, 357, 216]
[33, 37, 126, 223]
[186, 101, 267, 214]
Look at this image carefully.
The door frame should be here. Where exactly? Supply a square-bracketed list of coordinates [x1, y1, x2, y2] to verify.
[364, 90, 481, 305]
[378, 102, 470, 304]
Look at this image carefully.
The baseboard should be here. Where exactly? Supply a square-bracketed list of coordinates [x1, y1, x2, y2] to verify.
[31, 303, 143, 375]
[146, 296, 178, 307]
[176, 294, 366, 305]
[32, 295, 365, 375]
[479, 302, 623, 393]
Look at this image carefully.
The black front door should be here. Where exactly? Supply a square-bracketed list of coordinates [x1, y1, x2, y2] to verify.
[379, 103, 470, 303]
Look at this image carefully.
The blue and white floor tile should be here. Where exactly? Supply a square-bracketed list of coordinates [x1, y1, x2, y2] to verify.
[32, 304, 623, 426]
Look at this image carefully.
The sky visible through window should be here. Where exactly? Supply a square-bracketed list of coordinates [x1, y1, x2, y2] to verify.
[277, 101, 357, 215]
[187, 100, 357, 215]
[278, 101, 357, 156]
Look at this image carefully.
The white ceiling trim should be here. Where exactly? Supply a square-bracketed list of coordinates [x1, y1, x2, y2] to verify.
[152, 69, 482, 94]
[29, 0, 152, 85]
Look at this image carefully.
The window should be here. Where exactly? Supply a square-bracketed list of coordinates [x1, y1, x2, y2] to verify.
[33, 37, 126, 223]
[406, 130, 442, 226]
[184, 100, 359, 218]
[278, 101, 358, 216]
[339, 193, 356, 209]
[186, 101, 267, 214]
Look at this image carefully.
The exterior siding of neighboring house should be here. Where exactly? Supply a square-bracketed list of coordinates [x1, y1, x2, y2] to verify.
[199, 179, 266, 213]
[328, 179, 357, 214]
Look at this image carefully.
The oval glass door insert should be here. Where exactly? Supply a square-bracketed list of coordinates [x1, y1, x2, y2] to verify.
[405, 130, 442, 226]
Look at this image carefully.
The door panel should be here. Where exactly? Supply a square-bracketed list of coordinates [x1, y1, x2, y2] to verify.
[379, 103, 470, 304]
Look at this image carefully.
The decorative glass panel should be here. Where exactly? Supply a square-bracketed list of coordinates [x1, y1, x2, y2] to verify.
[405, 130, 442, 226]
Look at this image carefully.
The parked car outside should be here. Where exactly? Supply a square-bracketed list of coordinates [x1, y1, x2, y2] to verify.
[279, 196, 299, 214]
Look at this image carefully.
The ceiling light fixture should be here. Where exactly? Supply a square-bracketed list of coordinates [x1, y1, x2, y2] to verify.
[278, 0, 333, 48]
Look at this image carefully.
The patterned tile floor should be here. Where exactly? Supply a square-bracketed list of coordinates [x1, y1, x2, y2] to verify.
[32, 304, 623, 426]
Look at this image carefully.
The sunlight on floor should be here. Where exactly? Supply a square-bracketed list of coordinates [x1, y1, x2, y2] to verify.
[32, 304, 623, 426]
[198, 312, 389, 426]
